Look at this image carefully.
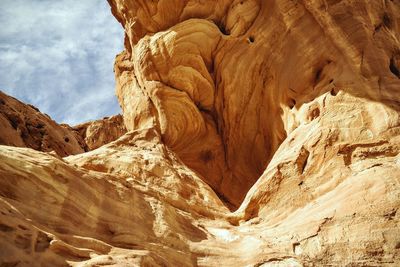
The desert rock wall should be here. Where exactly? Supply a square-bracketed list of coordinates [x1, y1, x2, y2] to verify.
[0, 90, 126, 156]
[0, 0, 400, 266]
[73, 114, 127, 151]
[109, 0, 400, 206]
[0, 91, 85, 157]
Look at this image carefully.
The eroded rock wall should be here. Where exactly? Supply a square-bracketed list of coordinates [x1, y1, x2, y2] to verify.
[0, 90, 127, 155]
[73, 114, 127, 151]
[0, 91, 85, 157]
[108, 0, 400, 264]
[109, 0, 400, 206]
[0, 136, 228, 266]
[0, 0, 400, 266]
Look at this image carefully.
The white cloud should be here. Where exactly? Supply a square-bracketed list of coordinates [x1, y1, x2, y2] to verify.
[0, 0, 124, 125]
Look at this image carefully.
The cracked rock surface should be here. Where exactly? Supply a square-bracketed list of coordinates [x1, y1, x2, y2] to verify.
[1, 0, 400, 266]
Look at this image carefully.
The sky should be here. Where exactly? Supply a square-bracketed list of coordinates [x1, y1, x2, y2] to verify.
[0, 0, 124, 125]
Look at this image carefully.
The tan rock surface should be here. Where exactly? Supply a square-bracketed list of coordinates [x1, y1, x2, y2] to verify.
[73, 114, 127, 151]
[1, 0, 400, 266]
[110, 0, 400, 207]
[0, 130, 229, 266]
[0, 91, 126, 155]
[0, 91, 85, 157]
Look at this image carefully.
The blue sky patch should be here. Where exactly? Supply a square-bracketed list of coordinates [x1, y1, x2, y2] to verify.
[0, 0, 124, 125]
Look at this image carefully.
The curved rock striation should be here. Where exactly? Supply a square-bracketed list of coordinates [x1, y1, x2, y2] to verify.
[110, 0, 400, 205]
[1, 0, 400, 266]
[73, 114, 127, 151]
[0, 129, 229, 266]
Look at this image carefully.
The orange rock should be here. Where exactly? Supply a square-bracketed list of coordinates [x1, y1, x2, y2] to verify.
[0, 90, 85, 157]
[0, 0, 400, 266]
[73, 114, 127, 151]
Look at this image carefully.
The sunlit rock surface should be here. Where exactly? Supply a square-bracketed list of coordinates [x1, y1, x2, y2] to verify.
[0, 90, 127, 156]
[73, 114, 127, 151]
[1, 0, 400, 266]
[0, 90, 85, 157]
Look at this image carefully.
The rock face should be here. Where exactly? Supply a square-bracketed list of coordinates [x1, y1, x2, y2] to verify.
[0, 91, 85, 157]
[0, 90, 126, 156]
[109, 0, 400, 207]
[73, 114, 127, 151]
[1, 0, 400, 266]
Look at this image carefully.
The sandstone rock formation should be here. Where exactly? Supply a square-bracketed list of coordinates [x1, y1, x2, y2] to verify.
[109, 0, 400, 207]
[1, 0, 400, 266]
[0, 91, 85, 157]
[0, 90, 126, 156]
[73, 115, 127, 151]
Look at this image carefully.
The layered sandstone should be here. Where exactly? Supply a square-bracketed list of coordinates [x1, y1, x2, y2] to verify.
[0, 91, 85, 157]
[109, 0, 400, 207]
[73, 114, 127, 151]
[0, 90, 126, 155]
[1, 0, 400, 266]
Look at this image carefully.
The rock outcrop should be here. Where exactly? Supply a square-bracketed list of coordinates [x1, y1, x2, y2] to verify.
[1, 0, 400, 266]
[0, 91, 85, 157]
[73, 114, 127, 151]
[109, 0, 400, 207]
[0, 90, 126, 156]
